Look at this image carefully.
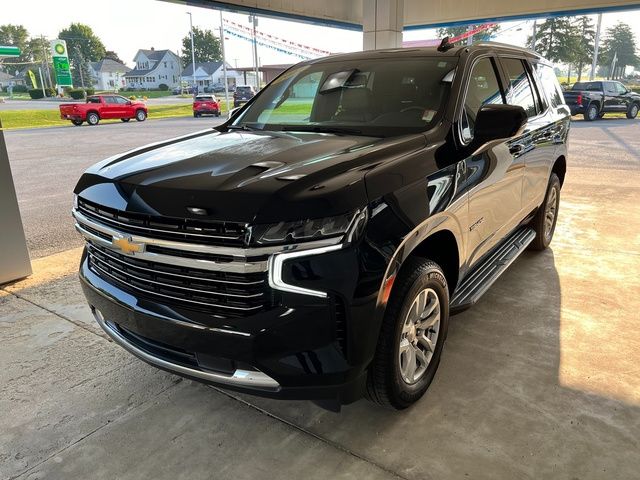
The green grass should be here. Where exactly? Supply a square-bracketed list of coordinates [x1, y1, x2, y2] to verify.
[0, 102, 229, 130]
[115, 90, 174, 99]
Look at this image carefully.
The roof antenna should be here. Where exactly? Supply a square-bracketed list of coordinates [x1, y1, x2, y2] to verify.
[437, 37, 455, 52]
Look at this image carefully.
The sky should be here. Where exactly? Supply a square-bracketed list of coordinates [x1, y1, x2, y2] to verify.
[3, 0, 640, 69]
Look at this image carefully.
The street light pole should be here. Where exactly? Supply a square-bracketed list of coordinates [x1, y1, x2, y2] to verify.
[249, 14, 260, 89]
[187, 12, 197, 95]
[531, 20, 537, 50]
[590, 13, 603, 81]
[219, 10, 230, 117]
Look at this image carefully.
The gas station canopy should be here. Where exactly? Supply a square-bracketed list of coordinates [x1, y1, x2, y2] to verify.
[176, 0, 640, 29]
[0, 46, 21, 57]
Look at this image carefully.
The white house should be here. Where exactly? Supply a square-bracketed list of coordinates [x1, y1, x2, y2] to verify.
[124, 48, 181, 90]
[181, 61, 242, 90]
[89, 59, 130, 91]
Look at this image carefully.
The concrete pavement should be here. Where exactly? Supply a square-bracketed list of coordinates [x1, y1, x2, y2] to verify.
[1, 119, 640, 479]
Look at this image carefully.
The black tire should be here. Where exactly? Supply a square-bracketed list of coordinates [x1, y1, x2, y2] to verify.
[121, 118, 130, 122]
[627, 103, 639, 119]
[215, 111, 220, 117]
[86, 112, 100, 126]
[529, 173, 561, 251]
[598, 112, 606, 119]
[584, 103, 599, 121]
[193, 112, 199, 118]
[71, 119, 83, 126]
[367, 258, 449, 410]
[135, 109, 146, 122]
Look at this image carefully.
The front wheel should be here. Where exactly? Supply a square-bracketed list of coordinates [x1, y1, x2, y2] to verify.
[367, 258, 449, 410]
[627, 103, 639, 119]
[135, 109, 147, 122]
[584, 104, 598, 121]
[529, 173, 561, 251]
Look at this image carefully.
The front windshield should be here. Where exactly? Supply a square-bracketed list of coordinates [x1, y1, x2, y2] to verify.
[232, 57, 457, 137]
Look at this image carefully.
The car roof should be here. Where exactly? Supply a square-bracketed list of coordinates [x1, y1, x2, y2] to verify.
[301, 42, 544, 66]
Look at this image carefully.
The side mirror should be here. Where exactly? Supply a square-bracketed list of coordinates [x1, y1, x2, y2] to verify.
[127, 101, 132, 105]
[469, 104, 527, 154]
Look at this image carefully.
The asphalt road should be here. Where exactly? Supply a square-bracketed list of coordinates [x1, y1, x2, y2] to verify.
[5, 116, 224, 258]
[4, 115, 639, 259]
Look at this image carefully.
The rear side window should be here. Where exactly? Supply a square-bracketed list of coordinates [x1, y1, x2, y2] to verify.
[535, 64, 564, 108]
[87, 97, 101, 104]
[461, 57, 504, 143]
[502, 58, 537, 118]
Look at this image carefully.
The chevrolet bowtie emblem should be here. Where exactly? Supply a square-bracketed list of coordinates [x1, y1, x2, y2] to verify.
[112, 234, 144, 255]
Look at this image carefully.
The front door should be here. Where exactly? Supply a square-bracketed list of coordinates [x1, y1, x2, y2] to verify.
[461, 56, 525, 268]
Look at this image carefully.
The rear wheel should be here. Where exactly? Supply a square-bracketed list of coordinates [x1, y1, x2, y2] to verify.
[135, 109, 146, 122]
[71, 119, 83, 126]
[367, 258, 449, 410]
[627, 103, 639, 119]
[86, 112, 99, 126]
[121, 118, 130, 122]
[193, 112, 199, 118]
[584, 103, 599, 121]
[529, 173, 561, 251]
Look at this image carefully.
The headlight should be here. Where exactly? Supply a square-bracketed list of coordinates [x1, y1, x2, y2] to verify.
[73, 194, 79, 210]
[252, 211, 360, 245]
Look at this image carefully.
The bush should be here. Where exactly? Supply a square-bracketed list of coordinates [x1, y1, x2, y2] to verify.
[12, 84, 28, 93]
[128, 95, 137, 100]
[45, 88, 56, 97]
[85, 88, 95, 96]
[68, 89, 86, 100]
[158, 83, 169, 91]
[28, 89, 45, 99]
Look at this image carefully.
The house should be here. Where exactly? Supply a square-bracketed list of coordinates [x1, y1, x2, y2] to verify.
[181, 61, 242, 90]
[0, 70, 13, 89]
[124, 48, 181, 90]
[89, 59, 130, 91]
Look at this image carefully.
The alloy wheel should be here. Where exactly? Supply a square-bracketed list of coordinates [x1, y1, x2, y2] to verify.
[399, 288, 441, 385]
[544, 184, 558, 241]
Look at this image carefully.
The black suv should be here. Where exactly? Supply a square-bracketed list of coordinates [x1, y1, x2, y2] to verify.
[74, 43, 570, 410]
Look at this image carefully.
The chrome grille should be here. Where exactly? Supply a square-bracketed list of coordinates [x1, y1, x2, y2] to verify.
[87, 242, 269, 316]
[78, 198, 248, 246]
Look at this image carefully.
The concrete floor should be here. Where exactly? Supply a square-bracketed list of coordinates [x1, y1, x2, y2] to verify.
[1, 118, 640, 479]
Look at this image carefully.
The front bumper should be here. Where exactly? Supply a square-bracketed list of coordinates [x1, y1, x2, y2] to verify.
[79, 248, 371, 402]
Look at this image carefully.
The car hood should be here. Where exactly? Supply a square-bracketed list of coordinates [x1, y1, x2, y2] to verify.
[75, 128, 426, 223]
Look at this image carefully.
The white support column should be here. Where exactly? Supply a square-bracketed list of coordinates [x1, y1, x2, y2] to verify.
[363, 0, 404, 50]
[0, 119, 31, 284]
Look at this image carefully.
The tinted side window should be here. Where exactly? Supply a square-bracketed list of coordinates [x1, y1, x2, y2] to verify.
[502, 58, 537, 118]
[535, 64, 564, 108]
[461, 57, 504, 143]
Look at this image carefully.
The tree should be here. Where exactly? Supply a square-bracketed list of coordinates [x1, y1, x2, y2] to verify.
[0, 24, 29, 64]
[529, 17, 581, 81]
[69, 44, 94, 88]
[437, 23, 500, 45]
[180, 27, 222, 66]
[58, 23, 106, 62]
[104, 50, 124, 64]
[571, 16, 596, 82]
[599, 22, 639, 79]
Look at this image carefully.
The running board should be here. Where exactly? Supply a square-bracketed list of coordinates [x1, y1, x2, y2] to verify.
[450, 227, 535, 313]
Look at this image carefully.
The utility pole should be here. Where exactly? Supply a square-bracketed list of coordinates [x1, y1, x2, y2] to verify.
[38, 67, 46, 97]
[249, 14, 259, 89]
[40, 35, 53, 90]
[74, 46, 85, 89]
[531, 20, 537, 50]
[187, 12, 197, 95]
[219, 10, 230, 116]
[466, 25, 474, 46]
[590, 13, 602, 81]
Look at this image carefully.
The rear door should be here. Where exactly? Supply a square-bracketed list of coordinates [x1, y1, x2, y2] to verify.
[603, 82, 622, 111]
[461, 55, 525, 267]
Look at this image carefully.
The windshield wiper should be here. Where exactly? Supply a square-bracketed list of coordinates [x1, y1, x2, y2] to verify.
[227, 124, 261, 131]
[281, 125, 363, 135]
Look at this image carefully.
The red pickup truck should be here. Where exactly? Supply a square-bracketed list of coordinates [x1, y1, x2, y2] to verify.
[59, 95, 147, 126]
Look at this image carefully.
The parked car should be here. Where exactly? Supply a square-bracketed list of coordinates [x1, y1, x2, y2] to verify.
[563, 80, 640, 120]
[193, 95, 220, 117]
[233, 85, 256, 107]
[73, 43, 569, 410]
[60, 95, 147, 126]
[172, 86, 196, 95]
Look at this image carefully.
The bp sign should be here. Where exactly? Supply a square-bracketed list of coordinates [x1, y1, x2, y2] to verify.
[50, 39, 73, 87]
